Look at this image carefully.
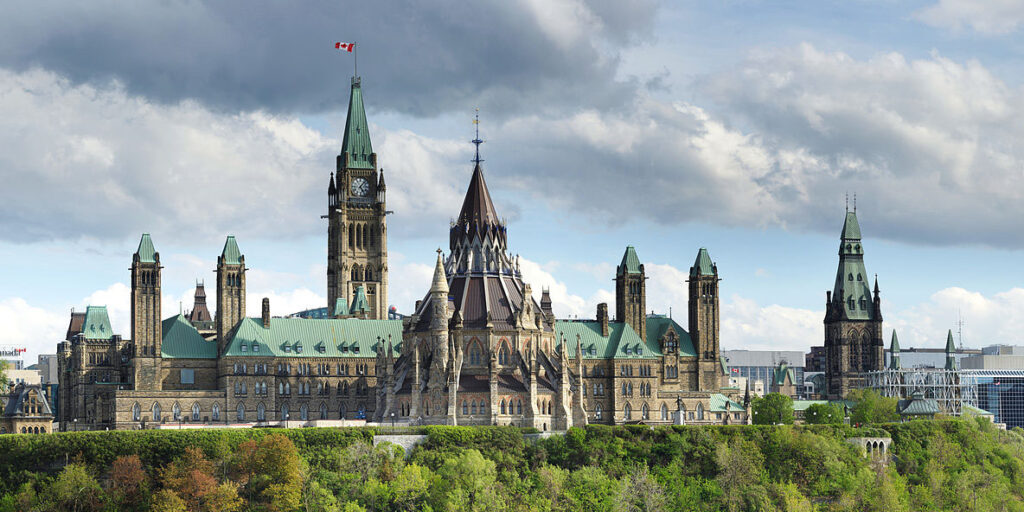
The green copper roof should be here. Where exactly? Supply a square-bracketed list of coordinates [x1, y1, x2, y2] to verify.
[332, 297, 349, 317]
[221, 236, 242, 265]
[690, 248, 715, 277]
[136, 234, 156, 263]
[161, 314, 217, 359]
[832, 211, 875, 321]
[555, 315, 696, 360]
[773, 364, 795, 386]
[82, 306, 113, 340]
[945, 330, 956, 353]
[841, 211, 862, 240]
[617, 246, 642, 276]
[792, 399, 852, 412]
[719, 355, 728, 375]
[350, 285, 370, 314]
[890, 330, 901, 352]
[900, 393, 941, 416]
[709, 394, 744, 413]
[223, 317, 401, 357]
[340, 78, 374, 170]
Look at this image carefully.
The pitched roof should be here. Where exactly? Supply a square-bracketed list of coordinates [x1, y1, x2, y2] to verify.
[690, 248, 715, 277]
[898, 392, 941, 416]
[709, 393, 744, 412]
[3, 384, 53, 417]
[841, 211, 862, 240]
[136, 233, 156, 263]
[223, 317, 401, 357]
[773, 364, 795, 386]
[945, 329, 956, 353]
[221, 236, 242, 265]
[616, 246, 642, 276]
[340, 77, 374, 170]
[452, 163, 502, 248]
[556, 315, 696, 359]
[350, 285, 370, 314]
[65, 312, 86, 341]
[332, 297, 349, 317]
[81, 306, 113, 340]
[430, 251, 448, 294]
[890, 330, 901, 352]
[161, 314, 218, 359]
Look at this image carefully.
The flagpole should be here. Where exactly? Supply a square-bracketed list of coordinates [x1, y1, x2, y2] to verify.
[354, 41, 358, 78]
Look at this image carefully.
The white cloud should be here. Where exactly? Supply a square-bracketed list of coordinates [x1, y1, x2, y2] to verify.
[889, 287, 1024, 348]
[721, 296, 822, 352]
[518, 257, 611, 319]
[0, 298, 66, 363]
[914, 0, 1024, 35]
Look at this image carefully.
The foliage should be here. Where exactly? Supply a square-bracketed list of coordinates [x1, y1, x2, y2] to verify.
[848, 389, 900, 425]
[804, 403, 845, 425]
[751, 393, 795, 425]
[2, 421, 1024, 511]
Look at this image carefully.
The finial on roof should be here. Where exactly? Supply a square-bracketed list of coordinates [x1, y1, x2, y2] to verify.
[853, 192, 857, 213]
[845, 192, 849, 213]
[471, 108, 484, 165]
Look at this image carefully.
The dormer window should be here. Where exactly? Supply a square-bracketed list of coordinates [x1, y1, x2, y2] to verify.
[252, 344, 259, 353]
[241, 342, 248, 352]
[295, 342, 302, 354]
[624, 346, 632, 355]
[847, 297, 855, 309]
[857, 274, 862, 281]
[848, 273, 853, 281]
[353, 345, 360, 354]
[283, 343, 291, 353]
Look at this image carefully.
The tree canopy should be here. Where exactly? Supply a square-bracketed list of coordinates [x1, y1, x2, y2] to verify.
[751, 393, 795, 425]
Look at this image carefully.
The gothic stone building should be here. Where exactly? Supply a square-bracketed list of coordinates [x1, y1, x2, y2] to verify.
[57, 77, 746, 431]
[824, 209, 885, 398]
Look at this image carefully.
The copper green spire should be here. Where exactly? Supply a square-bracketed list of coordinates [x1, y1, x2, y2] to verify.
[889, 331, 901, 369]
[841, 211, 862, 240]
[136, 233, 156, 263]
[690, 248, 715, 277]
[340, 77, 374, 169]
[617, 246, 642, 276]
[221, 236, 242, 265]
[832, 209, 875, 321]
[945, 329, 957, 370]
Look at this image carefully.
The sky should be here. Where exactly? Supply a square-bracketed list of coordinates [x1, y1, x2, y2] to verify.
[3, 0, 1024, 363]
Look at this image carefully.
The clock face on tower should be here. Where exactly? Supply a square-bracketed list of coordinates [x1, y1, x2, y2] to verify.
[350, 177, 369, 197]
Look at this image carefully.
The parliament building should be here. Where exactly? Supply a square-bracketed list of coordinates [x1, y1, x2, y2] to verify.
[57, 77, 749, 431]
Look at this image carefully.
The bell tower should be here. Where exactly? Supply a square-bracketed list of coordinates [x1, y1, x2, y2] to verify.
[327, 76, 388, 319]
[615, 246, 646, 341]
[689, 248, 720, 391]
[131, 233, 162, 390]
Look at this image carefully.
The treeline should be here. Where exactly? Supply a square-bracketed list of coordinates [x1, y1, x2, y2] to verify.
[1, 419, 1023, 511]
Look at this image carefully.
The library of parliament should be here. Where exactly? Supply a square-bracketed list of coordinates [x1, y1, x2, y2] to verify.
[60, 76, 901, 431]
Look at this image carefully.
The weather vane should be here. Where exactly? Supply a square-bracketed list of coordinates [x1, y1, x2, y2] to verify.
[472, 108, 484, 165]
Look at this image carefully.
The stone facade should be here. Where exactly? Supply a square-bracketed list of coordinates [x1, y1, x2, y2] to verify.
[56, 77, 747, 431]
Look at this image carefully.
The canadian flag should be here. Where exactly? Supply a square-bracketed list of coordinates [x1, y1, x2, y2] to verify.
[335, 42, 354, 52]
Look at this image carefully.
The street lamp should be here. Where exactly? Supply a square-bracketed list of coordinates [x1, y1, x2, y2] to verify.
[391, 412, 395, 428]
[72, 418, 77, 432]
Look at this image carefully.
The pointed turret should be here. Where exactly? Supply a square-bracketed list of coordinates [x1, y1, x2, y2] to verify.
[945, 330, 957, 370]
[889, 331, 901, 370]
[340, 77, 374, 169]
[617, 246, 642, 276]
[451, 163, 504, 250]
[615, 246, 646, 340]
[216, 235, 245, 354]
[690, 247, 716, 277]
[830, 210, 876, 321]
[136, 233, 157, 263]
[188, 281, 212, 324]
[430, 250, 449, 295]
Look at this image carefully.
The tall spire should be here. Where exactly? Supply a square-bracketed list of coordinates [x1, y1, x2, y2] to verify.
[831, 209, 875, 321]
[340, 77, 374, 169]
[450, 118, 503, 252]
[430, 249, 449, 294]
[889, 331, 901, 369]
[471, 108, 484, 166]
[945, 329, 957, 370]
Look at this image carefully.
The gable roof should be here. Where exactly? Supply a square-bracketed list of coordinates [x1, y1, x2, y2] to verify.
[161, 314, 218, 359]
[332, 297, 349, 317]
[773, 364, 795, 386]
[898, 393, 941, 416]
[81, 306, 114, 340]
[350, 285, 370, 314]
[223, 317, 401, 358]
[4, 384, 53, 417]
[709, 393, 744, 412]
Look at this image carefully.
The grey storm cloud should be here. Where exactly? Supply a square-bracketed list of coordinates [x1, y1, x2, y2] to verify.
[0, 0, 657, 117]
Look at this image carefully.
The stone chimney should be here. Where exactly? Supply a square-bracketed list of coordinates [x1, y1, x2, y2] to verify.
[262, 297, 270, 328]
[597, 303, 609, 337]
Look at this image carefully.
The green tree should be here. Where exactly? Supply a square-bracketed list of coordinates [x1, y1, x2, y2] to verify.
[150, 489, 187, 512]
[751, 393, 794, 425]
[433, 449, 505, 511]
[562, 466, 622, 512]
[616, 464, 666, 512]
[42, 463, 103, 512]
[803, 403, 844, 425]
[848, 389, 899, 425]
[390, 463, 434, 511]
[254, 434, 303, 512]
[715, 438, 769, 512]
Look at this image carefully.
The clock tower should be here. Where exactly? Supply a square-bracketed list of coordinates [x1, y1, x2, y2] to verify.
[327, 76, 388, 320]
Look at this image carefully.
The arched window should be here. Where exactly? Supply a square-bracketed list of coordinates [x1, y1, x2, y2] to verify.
[348, 224, 355, 249]
[499, 345, 510, 365]
[300, 403, 309, 421]
[697, 403, 704, 421]
[516, 400, 522, 415]
[279, 382, 284, 395]
[212, 403, 220, 421]
[500, 399, 507, 414]
[642, 403, 650, 420]
[480, 401, 487, 414]
[320, 402, 328, 419]
[471, 344, 481, 365]
[153, 402, 161, 421]
[237, 403, 245, 421]
[661, 403, 669, 421]
[21, 427, 26, 434]
[596, 403, 603, 419]
[624, 403, 632, 420]
[472, 401, 479, 414]
[462, 401, 469, 415]
[286, 383, 291, 395]
[281, 402, 290, 420]
[365, 266, 374, 281]
[257, 402, 266, 421]
[339, 402, 346, 419]
[132, 403, 141, 421]
[191, 403, 200, 421]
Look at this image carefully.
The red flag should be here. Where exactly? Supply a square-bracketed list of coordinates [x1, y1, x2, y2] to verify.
[335, 42, 354, 52]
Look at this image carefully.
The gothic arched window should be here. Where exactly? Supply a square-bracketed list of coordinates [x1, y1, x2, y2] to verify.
[257, 402, 266, 421]
[516, 400, 522, 415]
[172, 403, 181, 420]
[642, 403, 650, 420]
[595, 404, 603, 420]
[462, 401, 469, 415]
[191, 403, 200, 421]
[320, 402, 328, 419]
[624, 403, 632, 420]
[500, 399, 507, 414]
[661, 403, 669, 421]
[697, 403, 704, 421]
[499, 345, 510, 365]
[212, 403, 220, 421]
[132, 403, 141, 421]
[237, 402, 245, 421]
[281, 403, 289, 420]
[471, 401, 478, 414]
